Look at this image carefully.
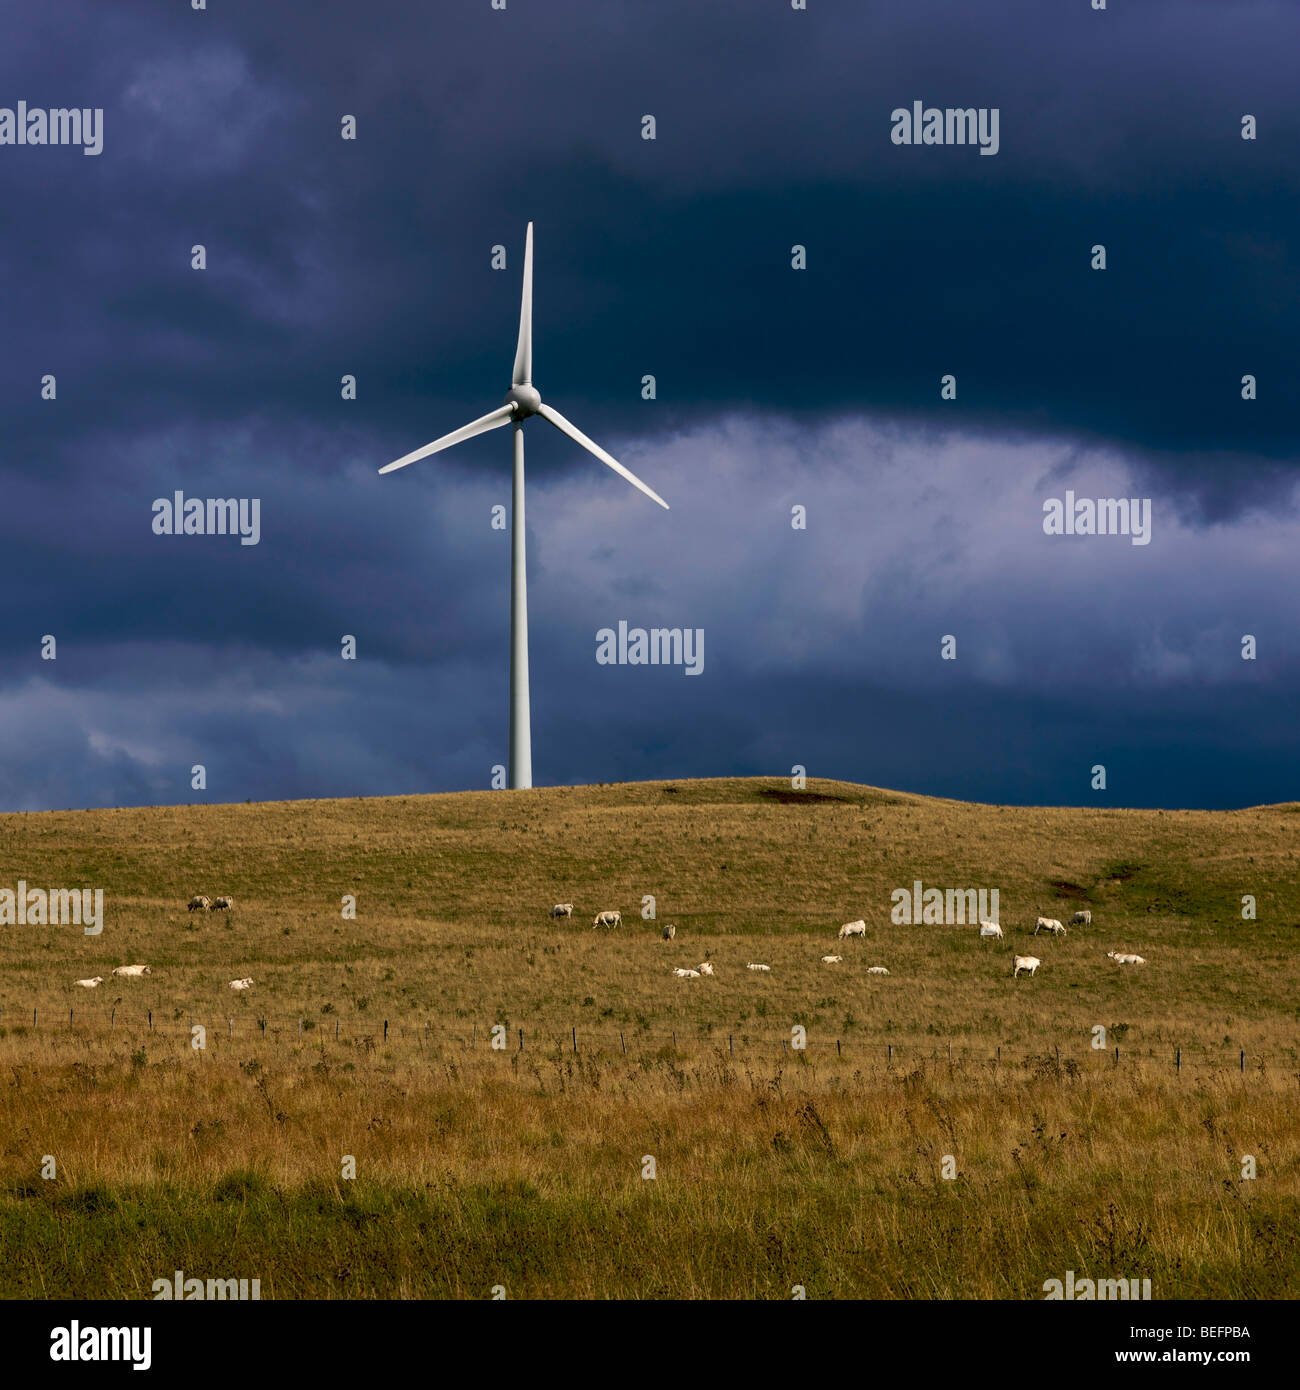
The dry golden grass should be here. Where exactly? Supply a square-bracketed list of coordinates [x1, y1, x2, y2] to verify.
[0, 777, 1297, 1297]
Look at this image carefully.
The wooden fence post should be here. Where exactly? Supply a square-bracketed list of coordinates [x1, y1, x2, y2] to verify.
[572, 1026, 577, 1054]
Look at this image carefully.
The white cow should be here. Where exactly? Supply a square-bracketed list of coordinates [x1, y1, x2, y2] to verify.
[673, 968, 701, 979]
[1106, 951, 1146, 966]
[550, 903, 573, 919]
[1013, 955, 1041, 977]
[75, 976, 104, 989]
[697, 962, 714, 976]
[838, 919, 866, 939]
[112, 964, 152, 979]
[1071, 909, 1092, 927]
[229, 977, 255, 991]
[661, 924, 676, 940]
[866, 966, 890, 975]
[747, 963, 771, 973]
[211, 896, 233, 911]
[821, 955, 843, 964]
[187, 896, 211, 912]
[1034, 917, 1066, 936]
[593, 910, 622, 929]
[979, 922, 1004, 940]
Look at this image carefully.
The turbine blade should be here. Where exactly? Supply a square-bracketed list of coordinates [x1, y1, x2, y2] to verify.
[379, 404, 517, 474]
[512, 221, 534, 386]
[537, 402, 669, 510]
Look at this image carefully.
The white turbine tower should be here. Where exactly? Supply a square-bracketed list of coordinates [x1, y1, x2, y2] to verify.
[379, 223, 669, 790]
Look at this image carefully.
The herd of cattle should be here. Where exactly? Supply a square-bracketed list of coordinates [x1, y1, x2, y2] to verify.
[70, 896, 250, 993]
[66, 895, 1146, 997]
[74, 964, 153, 988]
[553, 902, 1148, 980]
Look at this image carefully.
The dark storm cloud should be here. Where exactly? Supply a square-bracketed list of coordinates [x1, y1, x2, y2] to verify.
[2, 0, 1298, 811]
[7, 0, 1299, 468]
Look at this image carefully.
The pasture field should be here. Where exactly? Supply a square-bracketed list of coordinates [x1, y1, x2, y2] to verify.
[0, 777, 1297, 1299]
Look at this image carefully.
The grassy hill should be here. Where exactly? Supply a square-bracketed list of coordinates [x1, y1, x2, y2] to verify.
[0, 777, 1297, 1298]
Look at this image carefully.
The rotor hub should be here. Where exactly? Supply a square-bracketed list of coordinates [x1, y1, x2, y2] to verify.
[505, 384, 541, 418]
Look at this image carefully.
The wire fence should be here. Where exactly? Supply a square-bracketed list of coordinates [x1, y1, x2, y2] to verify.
[0, 1003, 1296, 1076]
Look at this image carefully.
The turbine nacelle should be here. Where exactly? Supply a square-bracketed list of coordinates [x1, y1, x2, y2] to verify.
[504, 383, 542, 418]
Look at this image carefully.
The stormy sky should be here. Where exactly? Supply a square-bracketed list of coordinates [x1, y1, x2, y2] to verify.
[3, 0, 1298, 811]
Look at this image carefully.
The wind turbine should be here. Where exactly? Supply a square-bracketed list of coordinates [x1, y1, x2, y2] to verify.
[379, 223, 669, 790]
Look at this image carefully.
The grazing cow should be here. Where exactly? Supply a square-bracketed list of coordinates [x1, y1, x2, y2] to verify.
[838, 919, 867, 939]
[697, 962, 714, 976]
[112, 964, 152, 979]
[211, 896, 233, 911]
[593, 910, 622, 929]
[661, 924, 676, 940]
[1013, 955, 1041, 978]
[746, 963, 771, 972]
[188, 896, 211, 912]
[1034, 917, 1066, 936]
[979, 922, 1004, 940]
[550, 903, 573, 919]
[673, 968, 701, 979]
[1106, 951, 1146, 966]
[229, 977, 255, 991]
[75, 976, 104, 989]
[866, 966, 890, 975]
[821, 955, 843, 964]
[1071, 909, 1092, 927]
